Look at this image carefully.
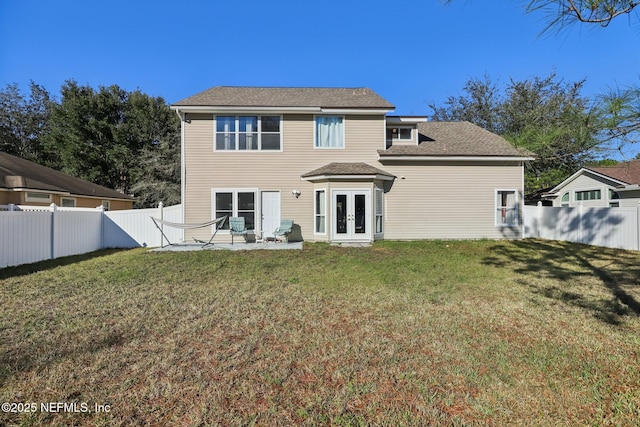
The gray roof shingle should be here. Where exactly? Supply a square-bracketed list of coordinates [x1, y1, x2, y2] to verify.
[587, 160, 640, 185]
[302, 162, 395, 178]
[0, 152, 134, 200]
[173, 86, 395, 109]
[379, 121, 532, 158]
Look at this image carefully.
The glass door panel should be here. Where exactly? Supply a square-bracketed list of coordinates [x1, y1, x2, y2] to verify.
[354, 194, 366, 234]
[336, 194, 347, 234]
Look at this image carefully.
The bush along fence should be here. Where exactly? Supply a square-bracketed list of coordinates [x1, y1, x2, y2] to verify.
[0, 203, 182, 268]
[524, 202, 640, 251]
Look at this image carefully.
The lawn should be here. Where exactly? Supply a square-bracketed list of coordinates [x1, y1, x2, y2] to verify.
[1, 239, 639, 426]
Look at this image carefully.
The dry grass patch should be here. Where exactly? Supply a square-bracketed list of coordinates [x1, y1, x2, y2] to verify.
[1, 240, 639, 426]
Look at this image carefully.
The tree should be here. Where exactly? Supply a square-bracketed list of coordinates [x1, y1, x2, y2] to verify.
[44, 81, 180, 206]
[430, 72, 602, 191]
[0, 82, 53, 163]
[525, 0, 639, 31]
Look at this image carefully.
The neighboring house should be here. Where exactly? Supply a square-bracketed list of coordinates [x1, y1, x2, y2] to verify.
[544, 160, 640, 208]
[0, 152, 134, 210]
[171, 86, 532, 243]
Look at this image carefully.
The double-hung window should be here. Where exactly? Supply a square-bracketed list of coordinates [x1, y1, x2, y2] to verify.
[215, 116, 281, 151]
[496, 190, 518, 226]
[213, 189, 257, 230]
[315, 116, 344, 148]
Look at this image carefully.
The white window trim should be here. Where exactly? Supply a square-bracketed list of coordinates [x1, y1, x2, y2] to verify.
[314, 189, 327, 235]
[60, 197, 76, 208]
[213, 115, 283, 152]
[25, 192, 52, 203]
[313, 115, 345, 149]
[211, 188, 259, 233]
[495, 189, 519, 227]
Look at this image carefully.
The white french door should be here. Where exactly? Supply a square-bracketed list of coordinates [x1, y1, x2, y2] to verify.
[331, 189, 371, 242]
[261, 191, 280, 238]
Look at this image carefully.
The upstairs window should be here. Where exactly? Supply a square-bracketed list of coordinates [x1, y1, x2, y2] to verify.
[386, 127, 412, 143]
[215, 115, 281, 151]
[315, 116, 344, 148]
[561, 192, 569, 206]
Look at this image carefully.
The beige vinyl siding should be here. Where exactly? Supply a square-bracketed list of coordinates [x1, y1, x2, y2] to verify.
[552, 172, 620, 207]
[379, 161, 523, 240]
[183, 113, 386, 242]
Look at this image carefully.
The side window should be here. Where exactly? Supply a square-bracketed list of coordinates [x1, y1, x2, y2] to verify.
[314, 189, 326, 234]
[496, 190, 518, 226]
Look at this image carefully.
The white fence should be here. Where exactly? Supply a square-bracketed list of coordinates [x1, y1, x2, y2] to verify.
[0, 203, 183, 268]
[104, 203, 182, 248]
[524, 203, 640, 251]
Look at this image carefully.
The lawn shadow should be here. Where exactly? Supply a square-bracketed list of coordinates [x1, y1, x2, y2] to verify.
[0, 248, 132, 280]
[484, 239, 640, 325]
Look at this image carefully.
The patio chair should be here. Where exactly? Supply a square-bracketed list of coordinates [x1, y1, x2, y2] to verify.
[229, 216, 248, 244]
[273, 219, 294, 243]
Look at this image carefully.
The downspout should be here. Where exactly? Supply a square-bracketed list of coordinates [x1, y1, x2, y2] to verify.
[176, 109, 187, 243]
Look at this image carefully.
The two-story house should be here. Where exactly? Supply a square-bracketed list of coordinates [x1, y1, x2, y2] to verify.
[171, 86, 532, 244]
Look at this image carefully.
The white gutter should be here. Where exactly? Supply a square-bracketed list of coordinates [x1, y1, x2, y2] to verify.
[171, 106, 394, 115]
[378, 155, 535, 162]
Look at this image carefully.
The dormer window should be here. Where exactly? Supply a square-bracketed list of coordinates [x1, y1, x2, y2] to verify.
[386, 127, 412, 143]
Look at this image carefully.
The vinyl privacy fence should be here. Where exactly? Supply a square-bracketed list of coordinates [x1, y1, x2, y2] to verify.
[524, 203, 640, 251]
[0, 203, 182, 268]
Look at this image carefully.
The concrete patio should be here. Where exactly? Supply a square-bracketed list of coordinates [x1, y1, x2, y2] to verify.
[151, 241, 303, 252]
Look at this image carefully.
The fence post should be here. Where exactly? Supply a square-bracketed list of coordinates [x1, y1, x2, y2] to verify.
[536, 201, 543, 238]
[578, 202, 584, 244]
[9, 203, 16, 211]
[158, 201, 164, 248]
[98, 204, 105, 249]
[49, 203, 57, 260]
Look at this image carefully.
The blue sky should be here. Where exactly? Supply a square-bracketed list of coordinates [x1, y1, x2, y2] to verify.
[0, 1, 638, 127]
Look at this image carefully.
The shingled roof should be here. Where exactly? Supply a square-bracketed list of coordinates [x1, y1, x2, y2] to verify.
[586, 160, 640, 185]
[173, 86, 395, 109]
[0, 152, 134, 200]
[379, 121, 532, 158]
[301, 162, 395, 179]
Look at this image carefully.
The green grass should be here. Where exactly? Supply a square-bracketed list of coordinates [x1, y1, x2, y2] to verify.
[1, 239, 639, 426]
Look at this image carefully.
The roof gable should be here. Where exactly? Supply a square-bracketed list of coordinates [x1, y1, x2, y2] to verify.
[547, 168, 628, 195]
[0, 152, 134, 201]
[173, 86, 395, 110]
